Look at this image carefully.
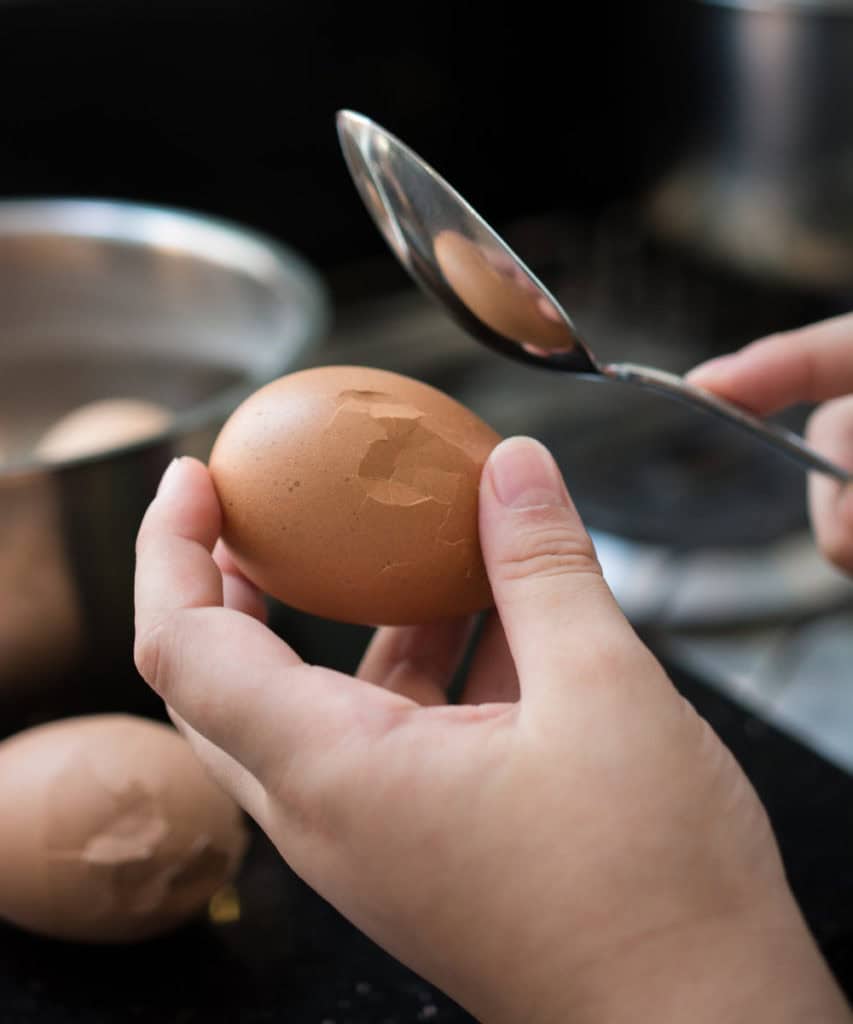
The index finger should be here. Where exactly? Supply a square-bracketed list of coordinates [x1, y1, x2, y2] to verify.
[135, 457, 226, 630]
[687, 312, 853, 414]
[134, 457, 412, 782]
[134, 458, 297, 767]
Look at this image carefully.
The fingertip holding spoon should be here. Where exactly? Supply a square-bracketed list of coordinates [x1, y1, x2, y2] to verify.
[336, 110, 851, 484]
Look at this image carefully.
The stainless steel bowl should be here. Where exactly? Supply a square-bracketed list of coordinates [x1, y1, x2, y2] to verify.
[0, 199, 330, 728]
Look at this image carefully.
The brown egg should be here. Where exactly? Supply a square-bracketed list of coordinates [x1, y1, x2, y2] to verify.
[35, 398, 172, 462]
[0, 715, 249, 943]
[209, 365, 501, 625]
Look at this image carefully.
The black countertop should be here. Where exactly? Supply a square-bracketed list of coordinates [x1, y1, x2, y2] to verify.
[1, 653, 851, 1024]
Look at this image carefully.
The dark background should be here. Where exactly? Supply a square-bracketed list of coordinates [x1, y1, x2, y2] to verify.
[0, 0, 693, 291]
[4, 4, 852, 1021]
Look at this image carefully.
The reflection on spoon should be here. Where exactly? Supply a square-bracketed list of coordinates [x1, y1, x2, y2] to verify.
[337, 109, 852, 482]
[433, 229, 577, 355]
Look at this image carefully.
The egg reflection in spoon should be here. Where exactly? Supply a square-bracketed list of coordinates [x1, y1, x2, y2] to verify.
[432, 229, 576, 356]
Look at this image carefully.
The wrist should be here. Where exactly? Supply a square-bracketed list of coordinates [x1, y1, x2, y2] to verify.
[579, 902, 848, 1024]
[469, 893, 850, 1024]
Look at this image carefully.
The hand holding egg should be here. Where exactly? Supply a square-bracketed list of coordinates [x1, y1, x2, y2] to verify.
[133, 377, 847, 1023]
[687, 315, 853, 575]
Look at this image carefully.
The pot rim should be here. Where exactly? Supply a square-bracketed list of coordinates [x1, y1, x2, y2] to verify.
[699, 0, 853, 14]
[0, 197, 331, 478]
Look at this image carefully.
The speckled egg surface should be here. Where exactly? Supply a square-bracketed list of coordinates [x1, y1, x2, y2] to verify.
[209, 365, 501, 625]
[0, 714, 248, 943]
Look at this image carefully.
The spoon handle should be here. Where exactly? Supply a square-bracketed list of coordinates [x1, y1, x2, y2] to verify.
[604, 361, 852, 484]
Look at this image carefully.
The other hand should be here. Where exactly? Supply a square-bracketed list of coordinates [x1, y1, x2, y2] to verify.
[688, 313, 853, 574]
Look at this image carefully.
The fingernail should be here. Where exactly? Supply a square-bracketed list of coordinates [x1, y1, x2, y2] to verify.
[157, 457, 184, 498]
[488, 437, 568, 509]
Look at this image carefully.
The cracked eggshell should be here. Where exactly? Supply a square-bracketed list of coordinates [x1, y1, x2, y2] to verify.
[209, 365, 502, 625]
[0, 715, 249, 943]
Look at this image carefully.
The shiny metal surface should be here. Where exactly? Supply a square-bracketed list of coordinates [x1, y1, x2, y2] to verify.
[0, 199, 329, 721]
[336, 110, 852, 484]
[649, 1, 853, 290]
[702, 1, 853, 15]
[321, 281, 853, 773]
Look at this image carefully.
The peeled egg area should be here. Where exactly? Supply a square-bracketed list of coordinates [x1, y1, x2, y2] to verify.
[210, 365, 502, 626]
[0, 715, 249, 943]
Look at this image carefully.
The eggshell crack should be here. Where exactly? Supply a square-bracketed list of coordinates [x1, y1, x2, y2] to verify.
[210, 365, 502, 625]
[0, 715, 248, 943]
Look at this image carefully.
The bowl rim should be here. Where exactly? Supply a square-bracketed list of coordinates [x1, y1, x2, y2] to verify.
[0, 197, 331, 477]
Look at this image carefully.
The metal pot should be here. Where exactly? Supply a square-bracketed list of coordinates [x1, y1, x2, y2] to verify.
[0, 200, 329, 730]
[647, 0, 853, 292]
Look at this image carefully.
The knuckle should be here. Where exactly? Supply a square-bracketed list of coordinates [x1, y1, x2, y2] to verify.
[134, 617, 177, 697]
[496, 512, 601, 586]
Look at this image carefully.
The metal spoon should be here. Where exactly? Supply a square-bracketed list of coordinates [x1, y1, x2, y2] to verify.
[336, 109, 852, 484]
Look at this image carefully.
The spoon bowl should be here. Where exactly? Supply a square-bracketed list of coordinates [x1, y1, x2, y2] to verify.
[336, 109, 851, 484]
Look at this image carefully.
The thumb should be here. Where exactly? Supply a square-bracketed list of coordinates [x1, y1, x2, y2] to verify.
[479, 437, 641, 698]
